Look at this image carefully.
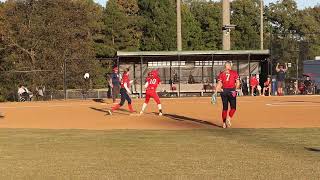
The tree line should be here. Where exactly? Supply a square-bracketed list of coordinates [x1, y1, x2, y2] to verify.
[0, 0, 319, 101]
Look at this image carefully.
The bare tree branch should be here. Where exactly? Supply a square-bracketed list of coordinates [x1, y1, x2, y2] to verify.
[7, 42, 34, 57]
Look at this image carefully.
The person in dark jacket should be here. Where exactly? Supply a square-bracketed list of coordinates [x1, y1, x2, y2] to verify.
[109, 67, 121, 103]
[276, 63, 287, 96]
[304, 76, 313, 94]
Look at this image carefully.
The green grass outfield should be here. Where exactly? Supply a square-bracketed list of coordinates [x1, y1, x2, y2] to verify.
[0, 129, 319, 180]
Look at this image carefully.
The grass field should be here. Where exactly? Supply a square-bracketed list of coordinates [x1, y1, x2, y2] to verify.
[0, 128, 319, 179]
[0, 96, 320, 179]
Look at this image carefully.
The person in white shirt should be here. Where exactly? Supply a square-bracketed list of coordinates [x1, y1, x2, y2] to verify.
[18, 85, 26, 96]
[18, 85, 33, 101]
[36, 86, 45, 100]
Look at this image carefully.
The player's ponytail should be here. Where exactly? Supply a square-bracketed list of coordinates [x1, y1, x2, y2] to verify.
[123, 68, 130, 73]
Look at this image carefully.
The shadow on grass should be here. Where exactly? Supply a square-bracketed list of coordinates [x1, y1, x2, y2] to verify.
[161, 113, 221, 128]
[304, 147, 320, 153]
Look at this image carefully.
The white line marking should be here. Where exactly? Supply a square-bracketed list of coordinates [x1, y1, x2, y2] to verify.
[266, 102, 320, 107]
[129, 114, 141, 116]
[0, 106, 41, 109]
[0, 103, 106, 109]
[267, 104, 320, 107]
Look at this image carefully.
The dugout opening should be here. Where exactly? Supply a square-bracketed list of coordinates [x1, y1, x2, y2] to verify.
[116, 50, 270, 97]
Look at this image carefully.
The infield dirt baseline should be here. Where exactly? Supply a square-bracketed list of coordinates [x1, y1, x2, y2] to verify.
[0, 96, 318, 110]
[0, 96, 319, 129]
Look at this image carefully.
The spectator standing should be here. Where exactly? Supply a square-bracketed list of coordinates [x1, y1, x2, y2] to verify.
[36, 86, 45, 100]
[276, 63, 287, 96]
[304, 76, 313, 94]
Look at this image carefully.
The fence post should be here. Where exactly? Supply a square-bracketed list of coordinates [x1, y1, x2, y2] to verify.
[63, 58, 67, 100]
[140, 56, 143, 98]
[296, 57, 299, 92]
[248, 54, 251, 94]
[178, 54, 181, 97]
[211, 54, 214, 85]
[296, 57, 299, 82]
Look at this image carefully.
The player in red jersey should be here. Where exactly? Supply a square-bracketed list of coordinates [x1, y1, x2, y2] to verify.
[250, 75, 260, 96]
[140, 70, 163, 116]
[108, 68, 135, 115]
[215, 61, 241, 128]
[262, 77, 271, 96]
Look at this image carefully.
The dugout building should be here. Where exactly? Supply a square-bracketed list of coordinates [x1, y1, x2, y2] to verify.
[116, 50, 270, 97]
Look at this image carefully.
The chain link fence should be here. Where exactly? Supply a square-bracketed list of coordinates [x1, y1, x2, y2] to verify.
[0, 58, 114, 102]
[116, 54, 264, 98]
[1, 32, 319, 102]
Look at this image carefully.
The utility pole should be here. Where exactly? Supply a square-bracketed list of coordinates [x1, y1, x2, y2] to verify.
[260, 0, 264, 50]
[177, 0, 182, 51]
[222, 0, 231, 50]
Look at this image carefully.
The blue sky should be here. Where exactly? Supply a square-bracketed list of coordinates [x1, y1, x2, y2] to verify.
[0, 0, 319, 9]
[93, 0, 319, 9]
[264, 0, 320, 9]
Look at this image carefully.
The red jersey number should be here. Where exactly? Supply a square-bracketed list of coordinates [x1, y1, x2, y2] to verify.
[226, 73, 231, 81]
[146, 77, 160, 91]
[149, 78, 157, 85]
[218, 70, 239, 89]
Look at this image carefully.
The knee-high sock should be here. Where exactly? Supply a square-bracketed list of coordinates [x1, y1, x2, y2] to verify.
[222, 110, 228, 121]
[141, 103, 147, 112]
[128, 104, 134, 112]
[158, 104, 162, 113]
[229, 109, 236, 118]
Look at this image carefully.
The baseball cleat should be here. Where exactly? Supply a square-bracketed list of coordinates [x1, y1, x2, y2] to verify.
[226, 117, 232, 128]
[107, 110, 112, 115]
[140, 111, 144, 115]
[222, 122, 227, 129]
[159, 112, 163, 116]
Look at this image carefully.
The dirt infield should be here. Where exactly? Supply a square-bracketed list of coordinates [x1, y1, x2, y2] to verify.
[0, 96, 319, 130]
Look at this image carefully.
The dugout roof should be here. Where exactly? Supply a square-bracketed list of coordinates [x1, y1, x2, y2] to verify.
[117, 50, 270, 63]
